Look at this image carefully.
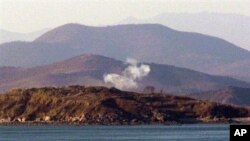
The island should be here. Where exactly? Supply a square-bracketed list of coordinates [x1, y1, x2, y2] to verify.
[0, 85, 249, 125]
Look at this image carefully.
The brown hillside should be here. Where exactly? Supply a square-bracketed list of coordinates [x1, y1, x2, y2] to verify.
[0, 54, 249, 94]
[189, 87, 250, 107]
[0, 86, 249, 125]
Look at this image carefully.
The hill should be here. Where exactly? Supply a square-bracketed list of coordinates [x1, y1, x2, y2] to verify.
[120, 12, 250, 51]
[189, 87, 250, 107]
[0, 54, 249, 94]
[0, 24, 250, 81]
[0, 86, 249, 124]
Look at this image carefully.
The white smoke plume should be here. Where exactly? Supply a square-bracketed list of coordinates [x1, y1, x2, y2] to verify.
[103, 58, 150, 90]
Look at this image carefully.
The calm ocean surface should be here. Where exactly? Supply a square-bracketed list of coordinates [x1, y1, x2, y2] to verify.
[0, 124, 229, 141]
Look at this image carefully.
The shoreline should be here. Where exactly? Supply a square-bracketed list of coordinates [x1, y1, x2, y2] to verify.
[1, 117, 250, 126]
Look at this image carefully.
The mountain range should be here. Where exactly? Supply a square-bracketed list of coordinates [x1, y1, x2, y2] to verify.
[0, 54, 249, 95]
[120, 12, 250, 51]
[1, 24, 250, 82]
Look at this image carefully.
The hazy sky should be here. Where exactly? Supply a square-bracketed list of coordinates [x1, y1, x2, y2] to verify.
[0, 0, 250, 33]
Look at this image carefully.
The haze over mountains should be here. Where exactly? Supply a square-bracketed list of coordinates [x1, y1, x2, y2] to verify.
[1, 23, 250, 82]
[120, 12, 250, 51]
[1, 21, 250, 107]
[0, 54, 249, 94]
[0, 29, 50, 44]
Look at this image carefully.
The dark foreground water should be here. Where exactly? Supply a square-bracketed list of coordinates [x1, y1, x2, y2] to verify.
[0, 124, 229, 141]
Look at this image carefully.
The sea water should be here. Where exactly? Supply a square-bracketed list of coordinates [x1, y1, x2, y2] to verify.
[0, 124, 229, 141]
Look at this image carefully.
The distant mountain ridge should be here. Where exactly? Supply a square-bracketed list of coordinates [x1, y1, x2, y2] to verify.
[120, 12, 250, 51]
[0, 54, 249, 94]
[0, 29, 49, 44]
[0, 23, 250, 81]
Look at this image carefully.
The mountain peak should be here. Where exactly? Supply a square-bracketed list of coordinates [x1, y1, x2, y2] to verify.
[34, 23, 173, 43]
[34, 23, 95, 43]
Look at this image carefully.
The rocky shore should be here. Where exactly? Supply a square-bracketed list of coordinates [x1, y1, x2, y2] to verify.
[0, 86, 250, 125]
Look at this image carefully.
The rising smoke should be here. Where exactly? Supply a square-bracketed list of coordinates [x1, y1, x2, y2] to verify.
[103, 58, 150, 90]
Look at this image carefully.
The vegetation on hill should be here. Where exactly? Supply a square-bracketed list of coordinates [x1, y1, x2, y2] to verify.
[0, 86, 249, 125]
